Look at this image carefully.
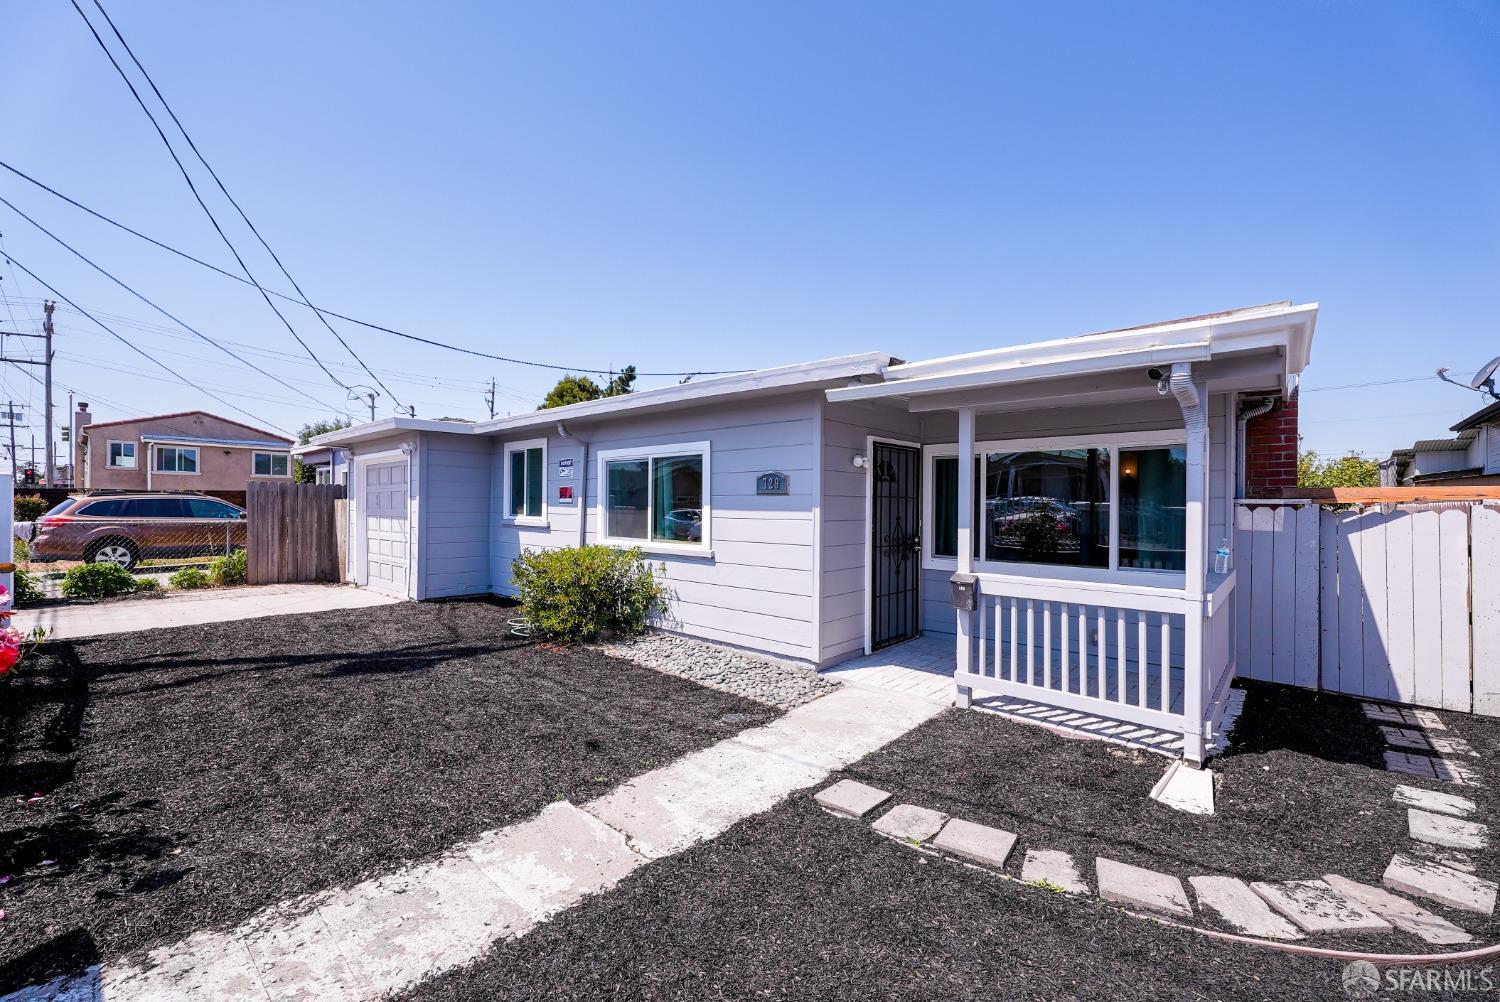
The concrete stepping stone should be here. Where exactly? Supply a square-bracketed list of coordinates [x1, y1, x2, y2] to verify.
[1188, 875, 1303, 940]
[1431, 757, 1481, 786]
[1393, 785, 1476, 819]
[1411, 709, 1446, 730]
[1409, 842, 1477, 874]
[1408, 809, 1489, 850]
[1362, 703, 1406, 724]
[1380, 726, 1433, 752]
[1383, 853, 1498, 915]
[931, 818, 1017, 869]
[871, 803, 948, 842]
[1428, 735, 1478, 757]
[1021, 849, 1088, 895]
[814, 780, 891, 819]
[1096, 857, 1192, 918]
[1383, 750, 1438, 779]
[1323, 874, 1472, 946]
[1249, 879, 1391, 933]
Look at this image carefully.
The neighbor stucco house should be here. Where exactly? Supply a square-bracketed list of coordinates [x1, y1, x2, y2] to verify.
[314, 301, 1317, 763]
[73, 405, 294, 495]
[1381, 399, 1500, 487]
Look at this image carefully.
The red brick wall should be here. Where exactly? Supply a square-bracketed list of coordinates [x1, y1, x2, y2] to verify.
[1244, 395, 1299, 497]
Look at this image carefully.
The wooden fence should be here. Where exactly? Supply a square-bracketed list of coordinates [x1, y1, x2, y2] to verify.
[1235, 500, 1500, 715]
[246, 482, 346, 585]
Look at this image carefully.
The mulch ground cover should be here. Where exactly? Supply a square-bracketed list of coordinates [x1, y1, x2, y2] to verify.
[0, 598, 776, 994]
[399, 679, 1498, 1002]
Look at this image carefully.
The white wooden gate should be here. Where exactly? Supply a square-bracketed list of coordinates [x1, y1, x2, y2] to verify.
[1235, 500, 1500, 715]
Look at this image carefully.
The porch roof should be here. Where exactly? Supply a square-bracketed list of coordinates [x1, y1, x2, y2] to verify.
[825, 301, 1318, 411]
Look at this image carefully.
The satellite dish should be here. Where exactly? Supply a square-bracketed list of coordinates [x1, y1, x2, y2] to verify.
[1437, 356, 1500, 401]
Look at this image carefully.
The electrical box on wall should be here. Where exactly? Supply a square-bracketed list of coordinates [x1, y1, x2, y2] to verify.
[557, 485, 575, 505]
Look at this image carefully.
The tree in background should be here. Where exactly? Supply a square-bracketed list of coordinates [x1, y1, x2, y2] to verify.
[540, 366, 637, 410]
[292, 418, 352, 483]
[1298, 450, 1379, 489]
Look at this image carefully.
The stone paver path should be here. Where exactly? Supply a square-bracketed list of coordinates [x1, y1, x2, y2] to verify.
[1408, 809, 1489, 851]
[872, 804, 949, 842]
[1020, 850, 1089, 895]
[7, 685, 942, 1002]
[814, 780, 891, 819]
[1393, 785, 1476, 818]
[1323, 874, 1472, 946]
[12, 583, 399, 640]
[1188, 876, 1303, 940]
[1249, 880, 1391, 934]
[1096, 857, 1192, 918]
[1384, 853, 1499, 915]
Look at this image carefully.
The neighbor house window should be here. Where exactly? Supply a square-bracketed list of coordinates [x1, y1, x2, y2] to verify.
[154, 446, 199, 474]
[504, 439, 547, 522]
[598, 442, 709, 550]
[925, 436, 1185, 574]
[107, 441, 137, 469]
[252, 452, 290, 477]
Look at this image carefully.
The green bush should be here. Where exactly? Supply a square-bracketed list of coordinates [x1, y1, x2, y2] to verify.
[61, 562, 139, 599]
[209, 549, 248, 586]
[11, 567, 44, 606]
[511, 545, 666, 642]
[168, 566, 212, 590]
[14, 495, 48, 523]
[13, 538, 29, 562]
[132, 576, 161, 593]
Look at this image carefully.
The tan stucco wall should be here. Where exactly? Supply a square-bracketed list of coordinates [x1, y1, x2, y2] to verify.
[83, 413, 292, 492]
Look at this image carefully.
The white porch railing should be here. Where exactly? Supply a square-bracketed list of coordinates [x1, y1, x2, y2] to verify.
[955, 572, 1237, 762]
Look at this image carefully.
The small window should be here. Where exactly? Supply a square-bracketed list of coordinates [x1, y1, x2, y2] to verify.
[187, 498, 243, 519]
[154, 446, 199, 474]
[314, 467, 332, 485]
[504, 439, 547, 521]
[107, 441, 137, 469]
[599, 442, 709, 550]
[253, 452, 290, 477]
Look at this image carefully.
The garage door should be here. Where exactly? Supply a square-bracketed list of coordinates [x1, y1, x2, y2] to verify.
[364, 460, 409, 596]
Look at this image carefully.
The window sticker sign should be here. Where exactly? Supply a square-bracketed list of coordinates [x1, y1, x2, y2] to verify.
[558, 457, 574, 479]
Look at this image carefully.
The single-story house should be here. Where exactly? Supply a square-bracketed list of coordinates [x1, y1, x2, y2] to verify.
[314, 301, 1318, 763]
[73, 405, 294, 495]
[290, 443, 351, 486]
[1380, 399, 1500, 487]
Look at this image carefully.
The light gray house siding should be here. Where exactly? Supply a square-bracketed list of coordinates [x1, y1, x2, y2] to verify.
[489, 393, 824, 662]
[418, 432, 491, 599]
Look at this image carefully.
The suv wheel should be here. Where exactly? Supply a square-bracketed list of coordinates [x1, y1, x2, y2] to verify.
[88, 540, 138, 571]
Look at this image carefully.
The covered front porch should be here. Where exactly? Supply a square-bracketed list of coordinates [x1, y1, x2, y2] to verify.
[825, 302, 1318, 765]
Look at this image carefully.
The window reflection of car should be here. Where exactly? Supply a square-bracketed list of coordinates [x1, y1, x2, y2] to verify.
[662, 508, 702, 542]
[985, 496, 1081, 551]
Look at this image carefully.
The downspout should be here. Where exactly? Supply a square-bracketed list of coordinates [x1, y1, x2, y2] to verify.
[556, 422, 589, 549]
[1235, 396, 1276, 497]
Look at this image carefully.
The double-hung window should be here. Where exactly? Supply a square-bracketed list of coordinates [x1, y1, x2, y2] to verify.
[107, 441, 137, 469]
[504, 439, 547, 523]
[154, 445, 199, 474]
[924, 433, 1186, 575]
[597, 442, 709, 551]
[252, 452, 290, 477]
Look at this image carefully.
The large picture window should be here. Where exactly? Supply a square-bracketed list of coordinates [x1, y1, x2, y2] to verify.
[925, 435, 1186, 574]
[504, 439, 547, 522]
[154, 445, 199, 474]
[598, 442, 709, 551]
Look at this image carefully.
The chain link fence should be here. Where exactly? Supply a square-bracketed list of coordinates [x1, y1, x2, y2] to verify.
[14, 492, 246, 600]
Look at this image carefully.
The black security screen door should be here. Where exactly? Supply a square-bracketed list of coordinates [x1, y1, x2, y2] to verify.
[870, 441, 921, 651]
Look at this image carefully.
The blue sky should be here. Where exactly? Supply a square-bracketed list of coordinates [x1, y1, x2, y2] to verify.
[1, 1, 1497, 457]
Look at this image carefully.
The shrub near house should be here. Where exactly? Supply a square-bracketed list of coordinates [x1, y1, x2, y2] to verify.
[512, 546, 665, 641]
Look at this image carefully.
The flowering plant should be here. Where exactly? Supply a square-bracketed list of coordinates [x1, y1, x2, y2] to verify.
[0, 584, 49, 678]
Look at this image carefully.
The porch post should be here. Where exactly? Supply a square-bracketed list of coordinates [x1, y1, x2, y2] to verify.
[1169, 363, 1209, 764]
[954, 405, 976, 708]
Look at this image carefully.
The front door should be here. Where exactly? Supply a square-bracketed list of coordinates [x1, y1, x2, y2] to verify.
[870, 440, 921, 650]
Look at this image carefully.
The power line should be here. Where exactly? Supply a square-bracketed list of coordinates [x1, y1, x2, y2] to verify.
[0, 195, 355, 419]
[0, 159, 745, 378]
[83, 0, 410, 414]
[66, 0, 363, 406]
[2, 250, 290, 434]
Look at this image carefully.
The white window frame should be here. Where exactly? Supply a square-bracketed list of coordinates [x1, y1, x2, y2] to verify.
[106, 440, 138, 470]
[251, 451, 291, 478]
[502, 438, 549, 526]
[595, 440, 711, 556]
[922, 428, 1186, 586]
[153, 445, 201, 475]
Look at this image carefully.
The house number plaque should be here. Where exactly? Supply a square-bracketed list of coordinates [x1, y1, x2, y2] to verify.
[756, 472, 789, 496]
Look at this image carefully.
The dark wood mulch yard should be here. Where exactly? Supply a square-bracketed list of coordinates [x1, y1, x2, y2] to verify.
[0, 598, 774, 994]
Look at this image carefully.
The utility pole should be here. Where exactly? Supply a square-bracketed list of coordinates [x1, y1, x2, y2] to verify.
[42, 301, 54, 487]
[3, 401, 17, 482]
[484, 378, 496, 420]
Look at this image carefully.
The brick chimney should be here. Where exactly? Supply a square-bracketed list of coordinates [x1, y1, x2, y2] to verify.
[1244, 394, 1299, 497]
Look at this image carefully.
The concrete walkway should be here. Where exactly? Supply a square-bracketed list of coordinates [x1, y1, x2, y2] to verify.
[6, 684, 943, 1002]
[11, 584, 400, 641]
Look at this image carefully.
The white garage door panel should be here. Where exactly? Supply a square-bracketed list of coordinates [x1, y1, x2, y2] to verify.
[364, 460, 409, 596]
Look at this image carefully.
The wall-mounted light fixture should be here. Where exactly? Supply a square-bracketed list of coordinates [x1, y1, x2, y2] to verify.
[851, 454, 868, 469]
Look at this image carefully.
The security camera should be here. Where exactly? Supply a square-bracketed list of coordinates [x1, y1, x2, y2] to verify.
[1147, 367, 1165, 382]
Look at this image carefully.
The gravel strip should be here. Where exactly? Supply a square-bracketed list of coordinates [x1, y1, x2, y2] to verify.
[0, 599, 771, 994]
[602, 631, 837, 710]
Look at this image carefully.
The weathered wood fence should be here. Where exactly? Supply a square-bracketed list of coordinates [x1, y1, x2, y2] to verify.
[246, 482, 346, 585]
[1235, 500, 1500, 715]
